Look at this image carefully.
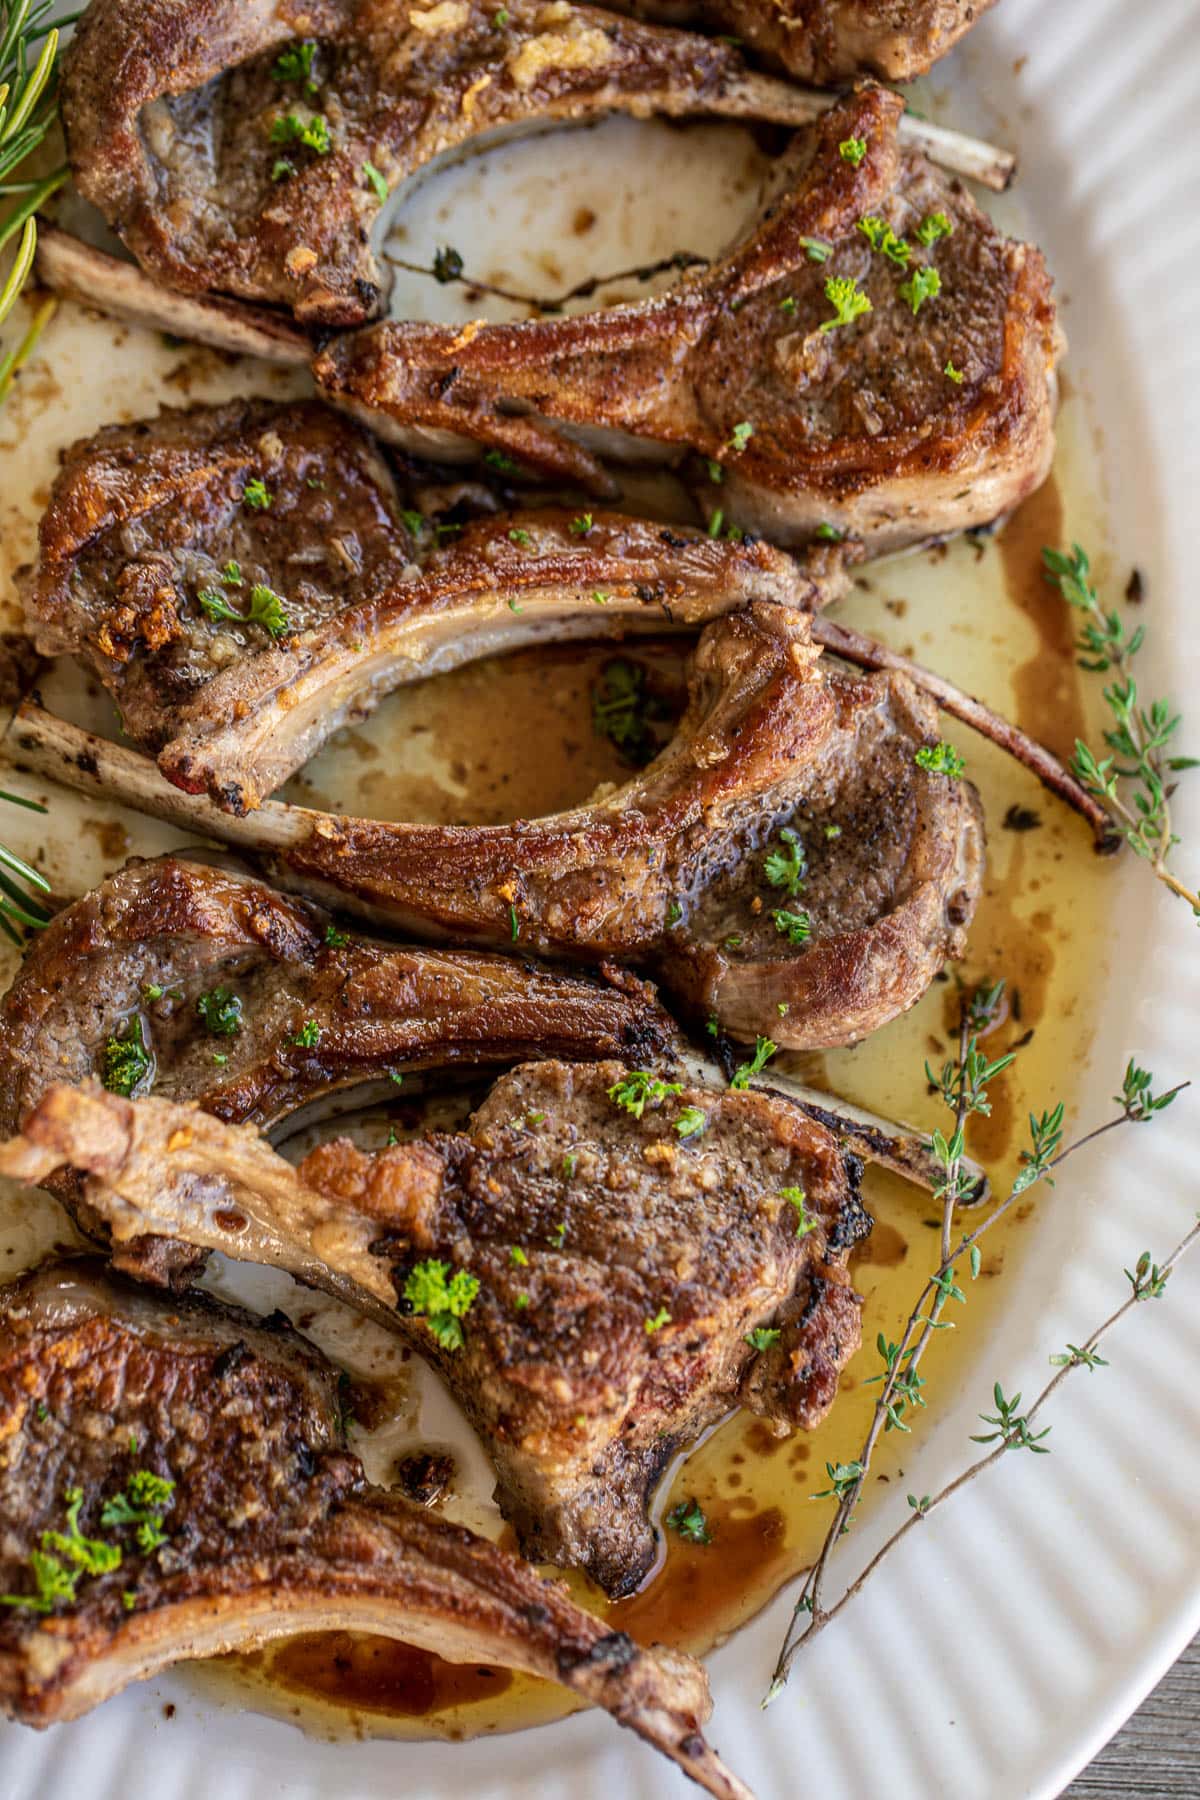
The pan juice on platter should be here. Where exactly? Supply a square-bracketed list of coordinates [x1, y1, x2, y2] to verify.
[0, 106, 1114, 1745]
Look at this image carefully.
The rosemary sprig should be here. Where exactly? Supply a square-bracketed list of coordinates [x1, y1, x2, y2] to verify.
[1043, 543, 1198, 917]
[0, 787, 50, 944]
[767, 978, 1187, 1697]
[0, 3, 71, 373]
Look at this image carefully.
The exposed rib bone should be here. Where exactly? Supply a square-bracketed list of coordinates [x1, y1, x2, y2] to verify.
[810, 614, 1118, 846]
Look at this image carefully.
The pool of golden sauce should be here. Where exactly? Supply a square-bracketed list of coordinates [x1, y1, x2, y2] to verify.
[214, 398, 1116, 1741]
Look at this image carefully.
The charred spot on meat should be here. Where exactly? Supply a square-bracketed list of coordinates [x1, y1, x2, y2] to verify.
[1, 1070, 870, 1597]
[0, 1259, 749, 1798]
[18, 398, 832, 815]
[316, 85, 1061, 552]
[612, 0, 998, 83]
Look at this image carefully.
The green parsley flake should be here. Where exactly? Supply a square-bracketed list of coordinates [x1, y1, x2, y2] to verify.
[838, 136, 868, 166]
[570, 513, 593, 535]
[772, 907, 812, 944]
[798, 237, 833, 263]
[746, 1326, 782, 1351]
[196, 986, 242, 1037]
[945, 360, 965, 384]
[100, 1018, 152, 1097]
[508, 527, 531, 546]
[898, 266, 941, 316]
[403, 1259, 480, 1351]
[324, 923, 349, 947]
[363, 160, 388, 203]
[270, 111, 331, 155]
[730, 1036, 777, 1090]
[644, 1307, 671, 1335]
[510, 1246, 529, 1267]
[915, 741, 965, 778]
[674, 1104, 707, 1140]
[667, 1498, 711, 1543]
[272, 42, 317, 87]
[915, 211, 954, 247]
[763, 825, 805, 896]
[857, 214, 910, 266]
[725, 420, 754, 454]
[608, 1069, 684, 1119]
[782, 1185, 816, 1237]
[820, 275, 872, 333]
[242, 477, 272, 510]
[197, 582, 290, 638]
[291, 1019, 321, 1048]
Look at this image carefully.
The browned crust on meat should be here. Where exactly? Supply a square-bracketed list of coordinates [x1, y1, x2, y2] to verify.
[316, 86, 1061, 550]
[0, 1260, 749, 1798]
[61, 0, 750, 327]
[0, 856, 678, 1139]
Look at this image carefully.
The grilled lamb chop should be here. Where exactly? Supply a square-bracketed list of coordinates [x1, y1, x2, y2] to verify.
[8, 603, 985, 1047]
[0, 856, 675, 1143]
[317, 85, 1061, 551]
[0, 1075, 869, 1595]
[60, 1, 1010, 337]
[18, 398, 830, 815]
[0, 1260, 747, 1796]
[613, 0, 998, 83]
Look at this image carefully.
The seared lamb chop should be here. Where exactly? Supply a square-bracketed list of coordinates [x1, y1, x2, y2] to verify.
[317, 85, 1061, 551]
[614, 0, 998, 83]
[0, 1261, 747, 1796]
[0, 856, 675, 1142]
[1, 1075, 869, 1595]
[60, 1, 1010, 337]
[9, 605, 985, 1047]
[19, 398, 829, 815]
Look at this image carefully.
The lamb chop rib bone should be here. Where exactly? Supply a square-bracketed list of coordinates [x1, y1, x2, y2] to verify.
[0, 855, 986, 1202]
[5, 599, 988, 1051]
[0, 1073, 870, 1596]
[0, 1259, 748, 1799]
[59, 0, 1013, 335]
[13, 394, 1106, 838]
[313, 85, 1059, 553]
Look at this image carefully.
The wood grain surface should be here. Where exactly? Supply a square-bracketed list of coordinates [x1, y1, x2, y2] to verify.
[1064, 1635, 1199, 1797]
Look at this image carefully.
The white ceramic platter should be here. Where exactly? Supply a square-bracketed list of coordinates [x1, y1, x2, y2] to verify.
[1, 0, 1199, 1794]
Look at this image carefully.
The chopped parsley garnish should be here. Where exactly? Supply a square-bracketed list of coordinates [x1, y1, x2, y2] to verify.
[271, 157, 295, 182]
[592, 589, 611, 606]
[509, 1245, 528, 1267]
[644, 1307, 671, 1334]
[772, 908, 812, 944]
[142, 983, 163, 1002]
[323, 922, 349, 947]
[782, 1185, 816, 1237]
[100, 1471, 176, 1554]
[569, 512, 593, 535]
[725, 420, 754, 454]
[798, 237, 832, 263]
[562, 1151, 578, 1179]
[730, 1036, 777, 1090]
[291, 1019, 321, 1048]
[403, 1259, 480, 1351]
[42, 1486, 123, 1578]
[838, 136, 868, 166]
[857, 214, 910, 266]
[270, 111, 331, 155]
[816, 522, 845, 542]
[915, 741, 965, 778]
[898, 266, 942, 315]
[196, 986, 242, 1037]
[493, 6, 510, 25]
[242, 477, 272, 510]
[778, 295, 797, 315]
[708, 508, 724, 539]
[433, 245, 464, 283]
[272, 41, 317, 88]
[820, 275, 872, 333]
[198, 583, 290, 638]
[363, 160, 388, 203]
[746, 1326, 782, 1352]
[515, 1292, 530, 1309]
[915, 211, 954, 247]
[674, 1104, 707, 1139]
[763, 825, 805, 896]
[591, 658, 664, 767]
[824, 822, 842, 839]
[667, 1498, 711, 1543]
[400, 508, 424, 536]
[508, 527, 531, 547]
[945, 360, 964, 384]
[608, 1069, 683, 1119]
[667, 899, 683, 926]
[509, 901, 520, 942]
[100, 1017, 152, 1097]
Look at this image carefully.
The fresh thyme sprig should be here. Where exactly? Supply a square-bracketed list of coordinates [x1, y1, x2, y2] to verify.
[0, 3, 72, 402]
[1043, 543, 1198, 918]
[767, 977, 1188, 1698]
[0, 786, 50, 945]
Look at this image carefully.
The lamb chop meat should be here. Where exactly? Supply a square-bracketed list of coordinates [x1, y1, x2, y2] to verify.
[0, 856, 676, 1143]
[59, 0, 1011, 338]
[317, 85, 1061, 551]
[0, 1074, 869, 1595]
[8, 605, 985, 1047]
[19, 398, 829, 815]
[613, 0, 998, 83]
[0, 1260, 749, 1796]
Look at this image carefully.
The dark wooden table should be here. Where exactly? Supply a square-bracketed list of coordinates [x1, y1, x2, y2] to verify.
[1064, 1635, 1199, 1796]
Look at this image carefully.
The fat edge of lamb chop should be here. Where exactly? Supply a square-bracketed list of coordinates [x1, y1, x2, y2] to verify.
[0, 1257, 750, 1798]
